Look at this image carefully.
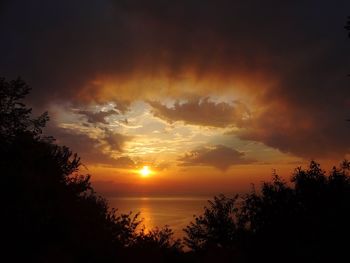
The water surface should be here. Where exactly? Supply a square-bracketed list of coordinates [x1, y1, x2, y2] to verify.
[108, 196, 211, 239]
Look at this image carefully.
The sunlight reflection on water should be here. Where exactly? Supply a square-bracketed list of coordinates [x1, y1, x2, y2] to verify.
[108, 196, 210, 238]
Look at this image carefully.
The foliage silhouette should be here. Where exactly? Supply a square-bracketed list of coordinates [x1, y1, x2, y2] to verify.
[133, 226, 182, 250]
[0, 77, 49, 139]
[185, 161, 350, 262]
[184, 194, 240, 251]
[1, 77, 181, 263]
[123, 226, 184, 263]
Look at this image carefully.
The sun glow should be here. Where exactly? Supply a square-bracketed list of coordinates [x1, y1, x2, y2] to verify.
[139, 166, 151, 177]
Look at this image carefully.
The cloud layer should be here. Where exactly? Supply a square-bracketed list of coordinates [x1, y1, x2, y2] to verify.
[1, 0, 349, 159]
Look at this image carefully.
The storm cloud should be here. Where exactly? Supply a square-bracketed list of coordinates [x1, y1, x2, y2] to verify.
[1, 0, 349, 159]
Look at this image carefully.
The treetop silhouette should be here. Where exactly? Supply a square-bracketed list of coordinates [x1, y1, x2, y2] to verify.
[184, 160, 350, 263]
[1, 77, 181, 263]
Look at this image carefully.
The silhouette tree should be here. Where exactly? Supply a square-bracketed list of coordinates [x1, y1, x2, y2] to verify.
[240, 160, 350, 262]
[123, 226, 184, 263]
[134, 226, 182, 251]
[0, 77, 49, 139]
[1, 77, 181, 263]
[183, 194, 247, 262]
[2, 78, 121, 261]
[185, 161, 350, 263]
[184, 194, 239, 251]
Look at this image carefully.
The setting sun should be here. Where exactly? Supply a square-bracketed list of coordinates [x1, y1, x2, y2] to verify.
[139, 166, 151, 177]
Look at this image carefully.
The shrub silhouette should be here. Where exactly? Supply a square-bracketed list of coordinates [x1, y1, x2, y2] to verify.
[1, 78, 181, 262]
[133, 226, 182, 250]
[185, 161, 350, 263]
[184, 194, 240, 251]
[124, 226, 184, 263]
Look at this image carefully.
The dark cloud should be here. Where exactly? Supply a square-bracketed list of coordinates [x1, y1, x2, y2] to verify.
[103, 129, 132, 152]
[1, 0, 349, 102]
[0, 0, 349, 158]
[178, 145, 255, 171]
[149, 97, 250, 127]
[78, 109, 119, 124]
[45, 122, 133, 166]
[236, 104, 350, 159]
[47, 126, 115, 166]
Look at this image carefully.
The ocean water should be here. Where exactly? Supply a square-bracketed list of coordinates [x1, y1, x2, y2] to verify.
[108, 196, 211, 239]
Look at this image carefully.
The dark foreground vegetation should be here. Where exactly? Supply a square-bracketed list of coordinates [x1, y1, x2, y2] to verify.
[1, 78, 184, 262]
[2, 78, 350, 263]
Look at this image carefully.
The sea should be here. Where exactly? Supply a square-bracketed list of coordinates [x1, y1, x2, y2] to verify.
[108, 196, 212, 239]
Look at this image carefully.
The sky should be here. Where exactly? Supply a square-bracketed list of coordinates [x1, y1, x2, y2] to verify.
[1, 0, 349, 196]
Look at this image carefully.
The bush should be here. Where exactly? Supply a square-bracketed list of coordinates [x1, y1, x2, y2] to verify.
[185, 161, 350, 263]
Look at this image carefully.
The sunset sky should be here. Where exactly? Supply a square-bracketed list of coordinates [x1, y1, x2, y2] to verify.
[1, 1, 349, 196]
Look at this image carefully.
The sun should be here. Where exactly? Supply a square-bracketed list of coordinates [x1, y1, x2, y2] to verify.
[139, 166, 151, 177]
